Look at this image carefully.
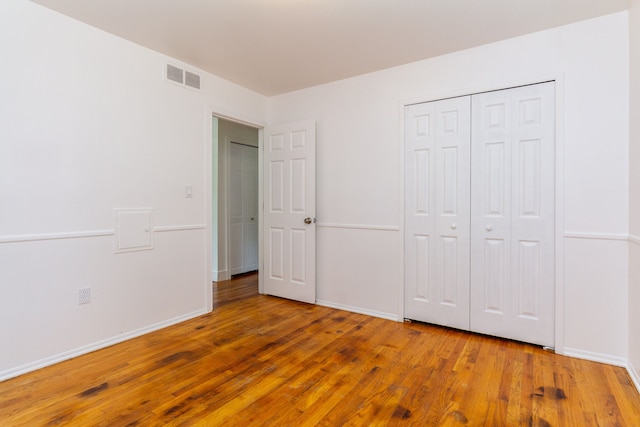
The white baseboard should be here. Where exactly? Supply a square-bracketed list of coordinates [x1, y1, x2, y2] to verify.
[628, 359, 640, 393]
[532, 347, 640, 393]
[563, 347, 627, 367]
[316, 300, 399, 322]
[0, 309, 207, 382]
[213, 269, 229, 282]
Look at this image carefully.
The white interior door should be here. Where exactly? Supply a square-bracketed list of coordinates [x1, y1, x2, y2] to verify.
[229, 143, 259, 275]
[470, 82, 555, 347]
[404, 96, 471, 330]
[263, 120, 316, 304]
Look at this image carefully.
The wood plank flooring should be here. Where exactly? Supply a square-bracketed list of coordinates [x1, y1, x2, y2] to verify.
[1, 272, 640, 426]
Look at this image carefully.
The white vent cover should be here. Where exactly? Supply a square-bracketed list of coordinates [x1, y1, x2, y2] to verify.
[165, 63, 201, 91]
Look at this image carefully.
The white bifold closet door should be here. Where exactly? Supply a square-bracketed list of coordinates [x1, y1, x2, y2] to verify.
[404, 96, 471, 330]
[404, 82, 555, 347]
[470, 83, 555, 346]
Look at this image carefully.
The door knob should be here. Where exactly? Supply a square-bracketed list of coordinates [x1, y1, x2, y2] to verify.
[486, 225, 493, 231]
[304, 217, 313, 224]
[450, 223, 457, 230]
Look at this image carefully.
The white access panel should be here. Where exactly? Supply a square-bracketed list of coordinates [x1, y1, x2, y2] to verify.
[404, 96, 471, 330]
[470, 82, 555, 347]
[114, 208, 153, 253]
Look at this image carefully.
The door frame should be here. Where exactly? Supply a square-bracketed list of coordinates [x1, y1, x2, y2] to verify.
[398, 74, 566, 353]
[205, 105, 265, 312]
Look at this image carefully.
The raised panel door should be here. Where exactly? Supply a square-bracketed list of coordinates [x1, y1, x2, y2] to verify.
[470, 82, 555, 347]
[404, 96, 471, 330]
[263, 120, 316, 304]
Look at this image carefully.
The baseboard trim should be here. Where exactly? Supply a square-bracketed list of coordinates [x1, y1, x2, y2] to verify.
[316, 300, 399, 321]
[0, 309, 208, 382]
[213, 269, 229, 282]
[563, 347, 627, 368]
[628, 360, 640, 393]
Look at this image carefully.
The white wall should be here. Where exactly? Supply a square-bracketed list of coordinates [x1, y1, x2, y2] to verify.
[268, 12, 630, 361]
[1, 0, 633, 381]
[0, 0, 266, 380]
[628, 0, 640, 389]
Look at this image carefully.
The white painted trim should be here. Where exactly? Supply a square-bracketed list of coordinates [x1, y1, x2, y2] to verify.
[205, 105, 265, 131]
[629, 234, 640, 245]
[258, 128, 265, 295]
[563, 231, 629, 241]
[0, 309, 207, 382]
[316, 300, 399, 322]
[213, 269, 229, 282]
[397, 98, 407, 323]
[316, 223, 399, 232]
[154, 224, 206, 233]
[204, 108, 214, 313]
[0, 224, 208, 245]
[553, 75, 566, 355]
[563, 347, 628, 368]
[0, 229, 114, 244]
[628, 360, 640, 393]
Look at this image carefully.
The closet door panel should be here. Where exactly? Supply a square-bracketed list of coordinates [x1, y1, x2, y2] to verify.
[470, 82, 555, 347]
[230, 143, 259, 275]
[404, 96, 471, 330]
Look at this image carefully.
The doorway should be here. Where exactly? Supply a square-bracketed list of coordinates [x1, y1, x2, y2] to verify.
[212, 118, 260, 284]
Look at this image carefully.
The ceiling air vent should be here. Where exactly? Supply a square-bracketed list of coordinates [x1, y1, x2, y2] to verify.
[165, 63, 201, 91]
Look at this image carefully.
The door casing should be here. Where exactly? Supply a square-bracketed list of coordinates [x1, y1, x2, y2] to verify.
[205, 107, 266, 312]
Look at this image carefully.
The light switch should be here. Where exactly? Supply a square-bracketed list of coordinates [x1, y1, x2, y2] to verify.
[185, 185, 193, 198]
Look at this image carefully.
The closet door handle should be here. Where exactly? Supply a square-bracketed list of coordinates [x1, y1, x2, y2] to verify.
[450, 223, 457, 230]
[486, 225, 493, 232]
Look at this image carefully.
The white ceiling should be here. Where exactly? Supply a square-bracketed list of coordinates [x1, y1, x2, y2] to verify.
[31, 0, 629, 96]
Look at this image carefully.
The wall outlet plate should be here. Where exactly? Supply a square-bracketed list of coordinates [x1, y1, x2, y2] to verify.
[79, 288, 91, 305]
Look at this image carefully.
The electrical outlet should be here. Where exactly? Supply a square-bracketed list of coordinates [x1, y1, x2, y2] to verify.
[78, 287, 91, 305]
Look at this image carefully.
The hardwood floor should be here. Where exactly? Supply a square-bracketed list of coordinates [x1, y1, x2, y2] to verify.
[213, 271, 259, 308]
[1, 273, 639, 426]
